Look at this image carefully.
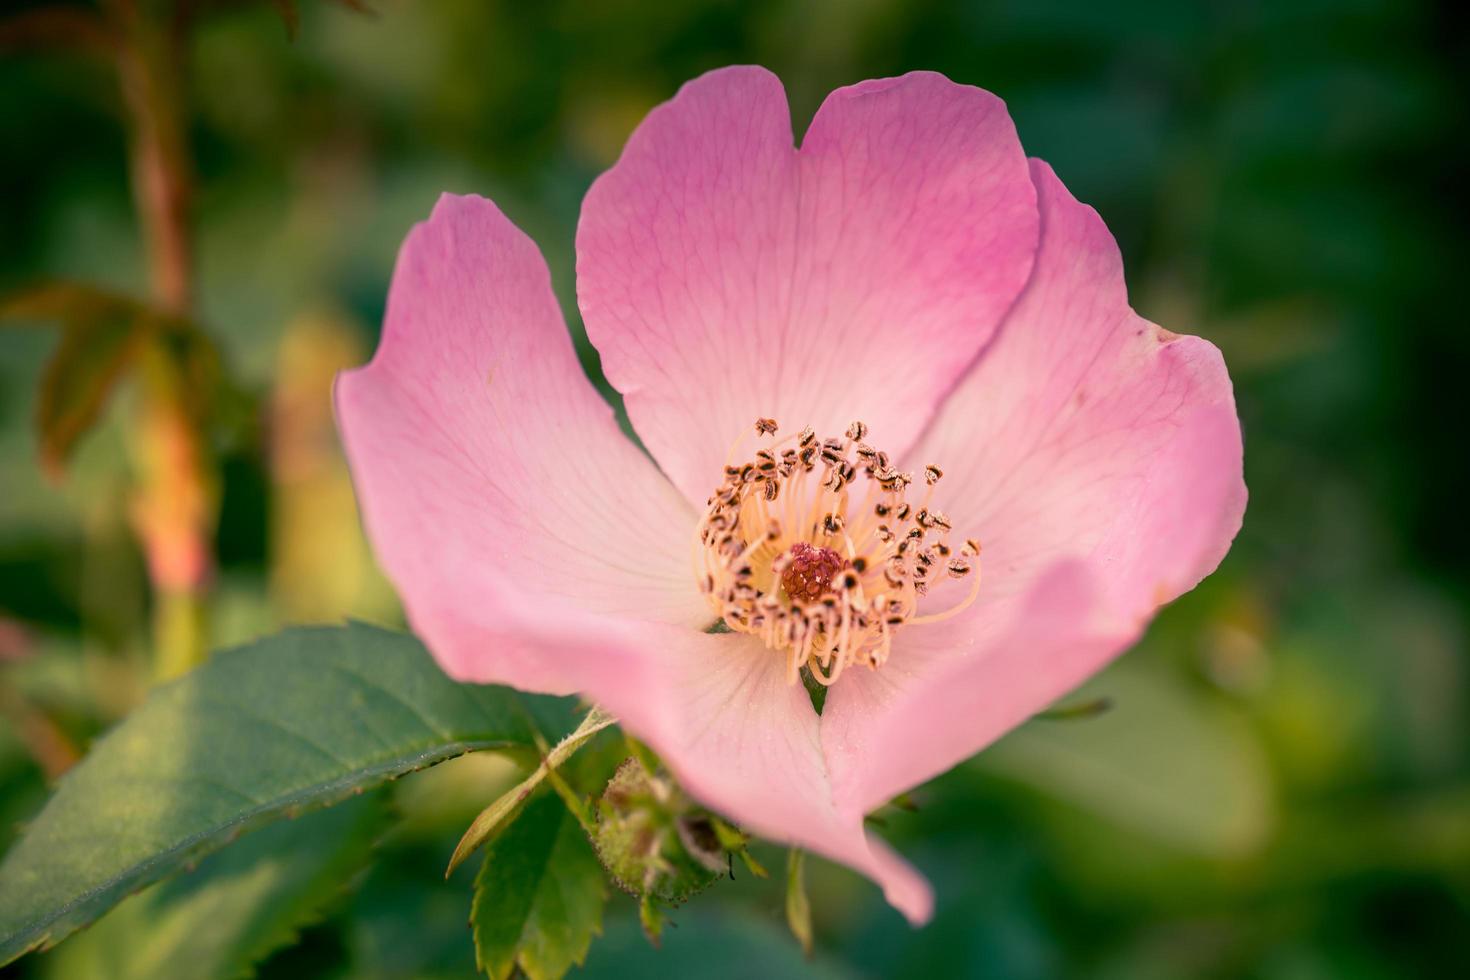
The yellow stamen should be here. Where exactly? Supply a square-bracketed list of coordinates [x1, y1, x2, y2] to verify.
[693, 418, 983, 688]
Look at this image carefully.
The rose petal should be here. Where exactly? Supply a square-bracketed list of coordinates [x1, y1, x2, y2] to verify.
[822, 562, 1120, 817]
[577, 66, 1039, 506]
[907, 162, 1245, 612]
[822, 160, 1247, 814]
[481, 604, 934, 924]
[336, 194, 709, 692]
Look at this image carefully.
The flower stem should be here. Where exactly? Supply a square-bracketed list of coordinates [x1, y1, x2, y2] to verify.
[107, 0, 216, 677]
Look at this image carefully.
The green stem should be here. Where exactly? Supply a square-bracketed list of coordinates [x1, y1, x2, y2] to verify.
[152, 587, 205, 682]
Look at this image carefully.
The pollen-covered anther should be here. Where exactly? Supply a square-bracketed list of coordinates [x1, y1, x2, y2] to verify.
[693, 417, 984, 688]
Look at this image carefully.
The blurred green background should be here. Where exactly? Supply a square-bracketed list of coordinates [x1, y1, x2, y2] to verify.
[2, 0, 1468, 977]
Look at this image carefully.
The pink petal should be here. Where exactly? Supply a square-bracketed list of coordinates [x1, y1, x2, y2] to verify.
[576, 66, 1039, 507]
[335, 194, 710, 693]
[822, 160, 1247, 815]
[479, 602, 935, 924]
[823, 562, 1117, 818]
[908, 160, 1246, 613]
[626, 629, 935, 924]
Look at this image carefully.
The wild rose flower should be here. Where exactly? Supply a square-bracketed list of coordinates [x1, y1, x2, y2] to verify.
[335, 67, 1245, 923]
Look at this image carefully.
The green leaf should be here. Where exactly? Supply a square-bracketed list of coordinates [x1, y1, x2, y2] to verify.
[472, 792, 608, 980]
[0, 623, 572, 965]
[448, 706, 616, 876]
[979, 657, 1273, 856]
[42, 793, 385, 980]
[0, 283, 178, 476]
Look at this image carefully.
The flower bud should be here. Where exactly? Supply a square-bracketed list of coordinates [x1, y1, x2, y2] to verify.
[593, 758, 727, 911]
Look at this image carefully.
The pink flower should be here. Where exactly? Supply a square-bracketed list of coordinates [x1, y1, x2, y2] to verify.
[335, 67, 1245, 924]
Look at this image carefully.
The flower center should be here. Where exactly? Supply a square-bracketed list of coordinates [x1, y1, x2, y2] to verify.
[780, 542, 847, 603]
[694, 418, 982, 688]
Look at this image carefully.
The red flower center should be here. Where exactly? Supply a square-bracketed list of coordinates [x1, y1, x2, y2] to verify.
[780, 542, 848, 603]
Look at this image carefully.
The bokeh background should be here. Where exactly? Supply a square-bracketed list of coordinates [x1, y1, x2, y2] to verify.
[2, 0, 1468, 977]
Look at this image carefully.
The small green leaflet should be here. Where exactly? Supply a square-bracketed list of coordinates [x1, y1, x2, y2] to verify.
[784, 848, 813, 957]
[472, 792, 608, 980]
[0, 623, 574, 965]
[448, 706, 616, 876]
